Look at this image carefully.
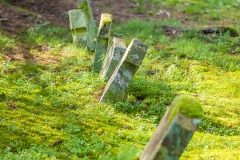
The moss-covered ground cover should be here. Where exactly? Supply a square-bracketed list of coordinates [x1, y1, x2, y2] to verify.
[0, 0, 240, 159]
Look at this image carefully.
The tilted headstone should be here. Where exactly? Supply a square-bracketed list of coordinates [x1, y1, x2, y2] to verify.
[140, 95, 203, 160]
[68, 9, 88, 47]
[100, 37, 127, 81]
[100, 38, 148, 103]
[77, 0, 96, 50]
[77, 0, 96, 27]
[93, 13, 112, 72]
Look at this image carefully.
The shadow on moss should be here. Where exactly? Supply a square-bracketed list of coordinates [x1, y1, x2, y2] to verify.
[114, 78, 175, 121]
[199, 117, 240, 136]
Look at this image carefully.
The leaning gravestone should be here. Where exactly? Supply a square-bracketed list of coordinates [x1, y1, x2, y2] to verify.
[100, 37, 127, 81]
[77, 0, 96, 27]
[68, 9, 88, 47]
[77, 0, 96, 50]
[93, 13, 112, 72]
[140, 95, 203, 160]
[100, 38, 148, 103]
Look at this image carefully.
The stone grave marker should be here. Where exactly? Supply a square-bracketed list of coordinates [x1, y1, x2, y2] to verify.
[100, 37, 127, 81]
[77, 0, 96, 27]
[140, 95, 203, 160]
[100, 38, 148, 103]
[93, 13, 112, 72]
[77, 0, 96, 50]
[68, 9, 88, 47]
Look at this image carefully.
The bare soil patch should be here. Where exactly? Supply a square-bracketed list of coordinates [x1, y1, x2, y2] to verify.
[0, 0, 168, 63]
[0, 0, 76, 34]
[0, 0, 169, 35]
[91, 0, 169, 23]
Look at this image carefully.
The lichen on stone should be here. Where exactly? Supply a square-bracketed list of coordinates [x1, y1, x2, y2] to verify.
[168, 95, 203, 124]
[100, 13, 112, 29]
[177, 96, 203, 118]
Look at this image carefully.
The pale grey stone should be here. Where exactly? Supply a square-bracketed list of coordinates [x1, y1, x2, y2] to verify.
[100, 38, 147, 103]
[100, 37, 126, 81]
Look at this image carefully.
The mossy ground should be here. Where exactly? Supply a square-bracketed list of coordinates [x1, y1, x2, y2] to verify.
[1, 0, 240, 159]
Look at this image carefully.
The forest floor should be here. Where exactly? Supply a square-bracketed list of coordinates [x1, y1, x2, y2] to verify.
[0, 0, 166, 34]
[1, 0, 238, 63]
[0, 0, 240, 159]
[2, 0, 235, 34]
[0, 0, 169, 62]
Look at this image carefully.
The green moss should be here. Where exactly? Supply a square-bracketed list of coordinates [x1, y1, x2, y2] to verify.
[177, 96, 203, 118]
[78, 1, 90, 19]
[1, 0, 240, 159]
[223, 27, 239, 37]
[100, 13, 112, 29]
[169, 95, 203, 123]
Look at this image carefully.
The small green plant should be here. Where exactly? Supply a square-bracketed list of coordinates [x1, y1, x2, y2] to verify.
[135, 3, 145, 14]
[0, 32, 15, 51]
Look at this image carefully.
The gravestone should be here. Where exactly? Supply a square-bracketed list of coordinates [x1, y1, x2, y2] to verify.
[77, 0, 96, 50]
[93, 13, 112, 72]
[100, 37, 127, 81]
[77, 0, 96, 27]
[140, 95, 203, 160]
[100, 38, 148, 103]
[68, 9, 88, 47]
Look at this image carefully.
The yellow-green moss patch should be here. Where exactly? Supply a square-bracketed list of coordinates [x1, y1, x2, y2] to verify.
[100, 13, 112, 29]
[169, 95, 203, 124]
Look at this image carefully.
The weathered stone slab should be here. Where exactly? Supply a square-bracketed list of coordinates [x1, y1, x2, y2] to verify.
[100, 38, 147, 103]
[86, 20, 96, 50]
[100, 37, 127, 81]
[77, 0, 96, 27]
[93, 13, 112, 72]
[68, 9, 88, 46]
[77, 0, 96, 50]
[140, 95, 203, 160]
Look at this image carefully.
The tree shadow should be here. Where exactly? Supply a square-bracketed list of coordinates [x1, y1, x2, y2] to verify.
[198, 116, 240, 136]
[113, 77, 175, 123]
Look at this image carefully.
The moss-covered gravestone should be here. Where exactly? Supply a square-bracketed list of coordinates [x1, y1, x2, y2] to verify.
[100, 38, 147, 103]
[77, 0, 96, 27]
[100, 37, 127, 81]
[77, 0, 96, 50]
[93, 13, 112, 72]
[140, 95, 203, 160]
[68, 9, 88, 47]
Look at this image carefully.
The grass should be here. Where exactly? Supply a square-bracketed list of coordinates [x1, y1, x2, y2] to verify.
[1, 0, 240, 159]
[130, 0, 240, 33]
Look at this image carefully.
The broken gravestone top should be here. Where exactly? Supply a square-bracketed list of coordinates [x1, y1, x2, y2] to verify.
[99, 13, 112, 30]
[68, 9, 88, 46]
[68, 9, 88, 30]
[75, 0, 96, 50]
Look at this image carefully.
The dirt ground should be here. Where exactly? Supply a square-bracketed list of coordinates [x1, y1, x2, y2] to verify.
[0, 0, 76, 34]
[0, 0, 169, 63]
[0, 0, 169, 35]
